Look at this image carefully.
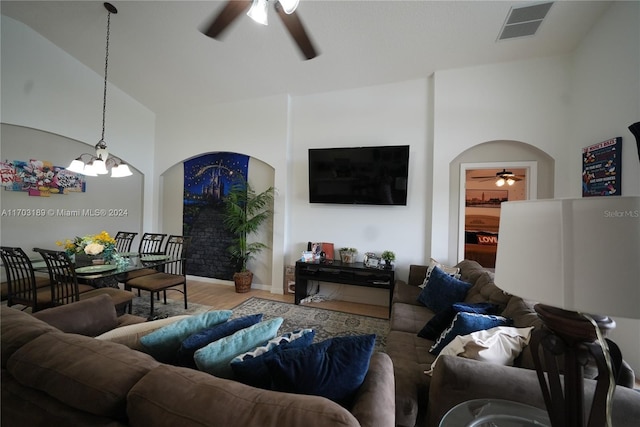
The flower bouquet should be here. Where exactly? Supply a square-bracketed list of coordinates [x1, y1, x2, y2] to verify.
[57, 230, 118, 263]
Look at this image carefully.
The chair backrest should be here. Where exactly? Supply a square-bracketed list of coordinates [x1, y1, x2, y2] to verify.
[33, 248, 80, 306]
[163, 235, 191, 275]
[138, 233, 167, 256]
[0, 246, 42, 309]
[114, 231, 138, 253]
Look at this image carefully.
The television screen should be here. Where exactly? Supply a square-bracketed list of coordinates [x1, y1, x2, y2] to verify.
[308, 145, 409, 205]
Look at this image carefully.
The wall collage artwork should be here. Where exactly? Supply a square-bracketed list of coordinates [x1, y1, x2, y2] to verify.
[0, 159, 86, 197]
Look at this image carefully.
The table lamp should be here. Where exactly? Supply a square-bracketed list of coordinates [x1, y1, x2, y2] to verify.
[494, 196, 640, 427]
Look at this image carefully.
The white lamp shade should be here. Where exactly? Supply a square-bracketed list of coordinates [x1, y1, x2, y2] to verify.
[278, 0, 299, 14]
[67, 159, 86, 174]
[92, 159, 108, 175]
[495, 197, 640, 319]
[82, 163, 98, 177]
[110, 163, 132, 177]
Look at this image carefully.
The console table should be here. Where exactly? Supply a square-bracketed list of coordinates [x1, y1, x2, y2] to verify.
[294, 260, 395, 316]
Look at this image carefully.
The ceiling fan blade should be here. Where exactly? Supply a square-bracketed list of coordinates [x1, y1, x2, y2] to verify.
[202, 0, 252, 39]
[275, 2, 318, 60]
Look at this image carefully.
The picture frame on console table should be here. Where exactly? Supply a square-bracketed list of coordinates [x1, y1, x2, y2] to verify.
[582, 137, 622, 197]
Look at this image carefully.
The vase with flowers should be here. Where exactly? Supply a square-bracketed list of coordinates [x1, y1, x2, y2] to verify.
[57, 230, 117, 265]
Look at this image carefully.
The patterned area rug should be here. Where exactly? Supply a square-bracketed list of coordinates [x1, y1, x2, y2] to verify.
[231, 297, 390, 352]
[130, 296, 211, 319]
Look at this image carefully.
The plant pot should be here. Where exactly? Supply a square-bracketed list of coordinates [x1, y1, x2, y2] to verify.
[340, 251, 356, 264]
[233, 271, 253, 293]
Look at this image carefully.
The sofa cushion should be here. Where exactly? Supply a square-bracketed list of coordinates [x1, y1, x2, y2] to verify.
[1, 306, 60, 368]
[127, 364, 361, 427]
[417, 267, 472, 313]
[140, 310, 233, 363]
[265, 334, 376, 407]
[430, 312, 512, 354]
[32, 294, 118, 337]
[7, 332, 160, 420]
[231, 329, 316, 389]
[194, 317, 283, 379]
[95, 315, 191, 351]
[177, 314, 263, 367]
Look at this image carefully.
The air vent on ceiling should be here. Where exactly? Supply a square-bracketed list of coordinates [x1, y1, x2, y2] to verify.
[498, 2, 553, 41]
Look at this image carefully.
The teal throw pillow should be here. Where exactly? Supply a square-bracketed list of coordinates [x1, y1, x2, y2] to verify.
[140, 310, 233, 363]
[264, 334, 376, 407]
[193, 317, 283, 379]
[417, 266, 472, 313]
[429, 312, 512, 355]
[176, 314, 263, 368]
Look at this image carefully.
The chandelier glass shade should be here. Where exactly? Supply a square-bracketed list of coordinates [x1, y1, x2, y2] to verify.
[66, 2, 132, 178]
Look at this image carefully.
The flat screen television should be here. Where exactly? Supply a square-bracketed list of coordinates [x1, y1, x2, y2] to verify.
[308, 145, 409, 205]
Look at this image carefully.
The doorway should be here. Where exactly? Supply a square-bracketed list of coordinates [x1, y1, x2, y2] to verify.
[458, 162, 537, 268]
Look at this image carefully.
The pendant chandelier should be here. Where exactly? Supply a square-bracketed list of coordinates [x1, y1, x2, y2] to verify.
[67, 2, 132, 178]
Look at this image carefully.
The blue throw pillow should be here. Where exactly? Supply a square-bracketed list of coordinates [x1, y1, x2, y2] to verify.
[429, 312, 512, 355]
[417, 266, 472, 313]
[264, 334, 376, 407]
[230, 329, 316, 389]
[193, 317, 283, 379]
[140, 310, 233, 363]
[418, 302, 500, 340]
[176, 314, 263, 368]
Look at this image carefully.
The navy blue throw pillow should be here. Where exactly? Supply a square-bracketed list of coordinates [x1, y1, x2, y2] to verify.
[230, 330, 316, 389]
[264, 334, 376, 407]
[429, 312, 512, 355]
[417, 266, 472, 313]
[417, 303, 499, 340]
[176, 314, 263, 367]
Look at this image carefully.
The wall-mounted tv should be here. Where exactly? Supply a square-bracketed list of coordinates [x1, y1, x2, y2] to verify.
[308, 145, 409, 206]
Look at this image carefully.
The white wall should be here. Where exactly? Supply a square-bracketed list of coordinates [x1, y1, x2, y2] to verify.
[0, 15, 156, 230]
[569, 1, 640, 374]
[290, 80, 428, 296]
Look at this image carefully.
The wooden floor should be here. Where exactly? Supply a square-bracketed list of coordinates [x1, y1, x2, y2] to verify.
[180, 279, 390, 319]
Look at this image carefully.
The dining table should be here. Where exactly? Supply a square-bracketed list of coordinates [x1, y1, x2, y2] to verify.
[31, 252, 181, 289]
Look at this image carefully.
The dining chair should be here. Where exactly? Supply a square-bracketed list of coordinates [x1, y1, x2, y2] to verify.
[33, 248, 135, 314]
[121, 232, 168, 293]
[114, 231, 138, 253]
[0, 246, 53, 312]
[124, 235, 190, 318]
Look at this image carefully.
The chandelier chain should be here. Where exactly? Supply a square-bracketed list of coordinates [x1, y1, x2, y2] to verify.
[101, 9, 112, 143]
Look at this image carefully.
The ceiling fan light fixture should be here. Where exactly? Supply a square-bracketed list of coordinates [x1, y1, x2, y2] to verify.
[247, 0, 269, 25]
[278, 0, 299, 14]
[506, 178, 516, 186]
[496, 178, 506, 187]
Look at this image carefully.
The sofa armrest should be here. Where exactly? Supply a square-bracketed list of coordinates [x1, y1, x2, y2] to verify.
[428, 355, 640, 427]
[351, 352, 396, 427]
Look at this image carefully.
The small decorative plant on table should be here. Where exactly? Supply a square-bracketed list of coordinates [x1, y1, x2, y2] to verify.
[381, 250, 396, 269]
[339, 247, 358, 264]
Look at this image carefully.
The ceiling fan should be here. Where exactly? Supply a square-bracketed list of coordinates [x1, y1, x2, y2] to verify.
[200, 0, 319, 60]
[470, 169, 525, 186]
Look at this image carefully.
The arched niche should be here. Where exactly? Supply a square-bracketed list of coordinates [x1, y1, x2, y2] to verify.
[159, 153, 275, 290]
[448, 140, 555, 264]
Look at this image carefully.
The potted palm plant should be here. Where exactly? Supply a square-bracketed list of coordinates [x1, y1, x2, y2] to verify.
[223, 177, 275, 293]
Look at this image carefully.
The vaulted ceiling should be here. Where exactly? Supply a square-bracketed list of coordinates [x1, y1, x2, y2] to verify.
[2, 1, 611, 115]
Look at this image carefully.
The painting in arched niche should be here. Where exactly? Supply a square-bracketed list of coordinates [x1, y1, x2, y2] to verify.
[183, 152, 249, 279]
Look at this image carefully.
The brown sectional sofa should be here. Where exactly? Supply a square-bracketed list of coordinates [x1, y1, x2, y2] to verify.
[387, 260, 639, 427]
[1, 295, 395, 427]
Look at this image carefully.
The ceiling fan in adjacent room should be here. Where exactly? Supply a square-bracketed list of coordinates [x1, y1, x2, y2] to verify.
[200, 0, 319, 60]
[470, 169, 525, 187]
